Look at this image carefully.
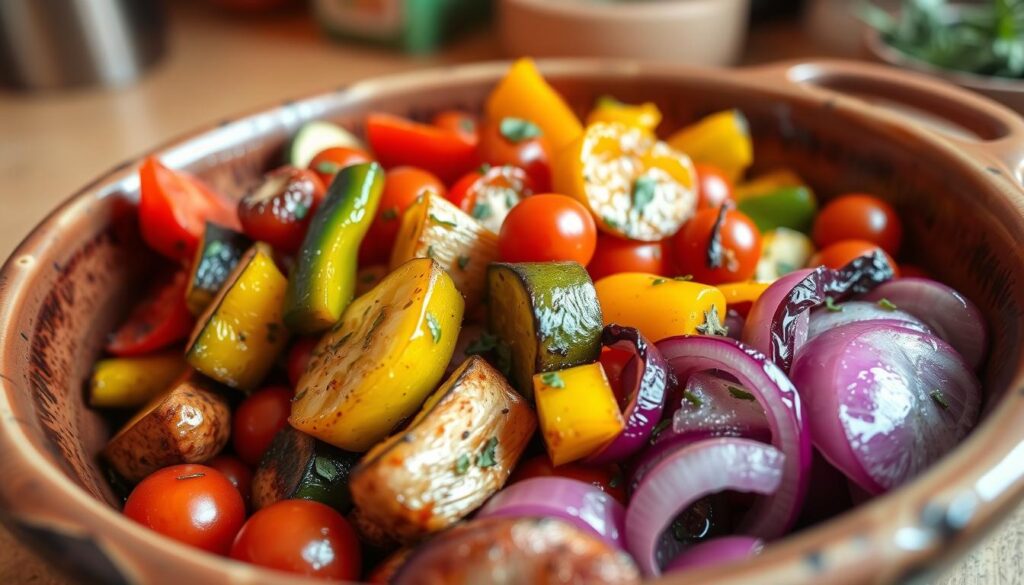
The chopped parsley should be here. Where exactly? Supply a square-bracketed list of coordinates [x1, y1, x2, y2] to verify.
[930, 389, 950, 410]
[652, 278, 668, 286]
[651, 419, 671, 442]
[540, 372, 565, 389]
[825, 297, 843, 312]
[426, 244, 436, 259]
[314, 457, 339, 482]
[683, 390, 704, 407]
[471, 202, 492, 220]
[314, 161, 341, 175]
[728, 386, 756, 401]
[499, 117, 542, 142]
[429, 213, 457, 228]
[478, 163, 492, 174]
[454, 453, 471, 475]
[602, 215, 620, 229]
[457, 254, 470, 270]
[426, 312, 442, 343]
[293, 201, 309, 220]
[877, 298, 898, 311]
[476, 437, 499, 468]
[632, 175, 657, 212]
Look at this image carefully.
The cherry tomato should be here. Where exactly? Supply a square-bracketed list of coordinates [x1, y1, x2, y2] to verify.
[230, 499, 361, 580]
[673, 206, 762, 285]
[138, 157, 240, 262]
[206, 455, 253, 508]
[899, 264, 931, 279]
[238, 166, 326, 254]
[812, 193, 902, 255]
[233, 386, 292, 466]
[358, 167, 446, 265]
[808, 239, 900, 276]
[587, 236, 670, 282]
[124, 464, 245, 555]
[365, 113, 478, 183]
[498, 194, 597, 265]
[106, 266, 194, 356]
[286, 336, 319, 387]
[599, 347, 634, 407]
[694, 164, 734, 210]
[308, 147, 373, 187]
[478, 117, 553, 192]
[432, 110, 479, 147]
[447, 164, 535, 233]
[510, 455, 626, 504]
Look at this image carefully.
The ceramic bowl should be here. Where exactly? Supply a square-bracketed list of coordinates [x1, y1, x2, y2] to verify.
[1, 59, 1024, 585]
[499, 0, 750, 66]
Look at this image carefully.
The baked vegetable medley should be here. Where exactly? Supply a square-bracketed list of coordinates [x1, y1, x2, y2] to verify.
[93, 59, 985, 583]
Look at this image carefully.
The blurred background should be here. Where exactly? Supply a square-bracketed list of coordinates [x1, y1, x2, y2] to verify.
[0, 1, 1021, 583]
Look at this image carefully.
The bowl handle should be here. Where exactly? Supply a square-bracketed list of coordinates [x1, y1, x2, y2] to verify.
[740, 60, 1024, 186]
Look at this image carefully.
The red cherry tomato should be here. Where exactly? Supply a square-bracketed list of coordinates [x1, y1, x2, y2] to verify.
[478, 118, 553, 192]
[286, 336, 320, 387]
[694, 164, 735, 210]
[673, 206, 762, 285]
[230, 499, 361, 580]
[812, 193, 903, 255]
[599, 347, 634, 407]
[510, 455, 626, 505]
[498, 194, 597, 265]
[106, 266, 194, 356]
[365, 113, 478, 184]
[237, 166, 326, 254]
[124, 464, 245, 555]
[432, 110, 479, 147]
[447, 164, 535, 233]
[308, 147, 373, 187]
[358, 167, 446, 265]
[138, 157, 240, 262]
[206, 455, 253, 508]
[809, 239, 900, 276]
[232, 386, 293, 466]
[587, 236, 670, 282]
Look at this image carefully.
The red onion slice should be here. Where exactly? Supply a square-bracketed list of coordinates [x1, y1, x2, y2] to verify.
[625, 438, 784, 577]
[807, 300, 931, 342]
[477, 477, 626, 549]
[725, 309, 745, 341]
[791, 321, 980, 494]
[655, 336, 811, 539]
[862, 277, 987, 370]
[586, 325, 670, 464]
[664, 536, 764, 574]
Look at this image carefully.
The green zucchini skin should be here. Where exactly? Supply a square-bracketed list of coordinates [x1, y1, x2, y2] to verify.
[252, 425, 359, 513]
[487, 262, 603, 396]
[283, 162, 385, 334]
[185, 222, 252, 315]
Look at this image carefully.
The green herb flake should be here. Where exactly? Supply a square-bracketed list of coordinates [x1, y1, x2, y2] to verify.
[930, 389, 950, 410]
[602, 215, 620, 229]
[499, 117, 542, 142]
[471, 202, 492, 220]
[293, 202, 309, 220]
[696, 304, 729, 337]
[429, 213, 457, 228]
[478, 163, 492, 175]
[457, 255, 470, 271]
[683, 390, 704, 407]
[877, 298, 898, 311]
[361, 272, 377, 284]
[541, 372, 565, 389]
[632, 175, 657, 212]
[314, 457, 339, 482]
[426, 245, 436, 260]
[608, 469, 623, 489]
[476, 437, 499, 468]
[425, 312, 442, 343]
[825, 297, 844, 312]
[728, 386, 756, 401]
[775, 260, 797, 275]
[674, 275, 694, 282]
[466, 332, 499, 355]
[454, 453, 471, 475]
[381, 207, 399, 221]
[651, 419, 671, 443]
[652, 278, 668, 286]
[314, 161, 341, 175]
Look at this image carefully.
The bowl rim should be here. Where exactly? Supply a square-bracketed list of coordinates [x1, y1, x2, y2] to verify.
[1, 58, 1023, 585]
[500, 0, 747, 20]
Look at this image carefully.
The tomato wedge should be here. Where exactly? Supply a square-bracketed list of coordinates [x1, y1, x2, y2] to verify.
[139, 157, 240, 262]
[106, 267, 195, 356]
[365, 113, 479, 184]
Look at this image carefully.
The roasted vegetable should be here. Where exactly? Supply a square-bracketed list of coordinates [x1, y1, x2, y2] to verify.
[737, 186, 817, 234]
[350, 356, 535, 542]
[291, 258, 464, 451]
[102, 375, 230, 483]
[594, 272, 728, 342]
[251, 425, 359, 513]
[487, 262, 603, 396]
[735, 168, 805, 200]
[88, 352, 186, 409]
[283, 162, 385, 334]
[755, 227, 815, 282]
[586, 96, 662, 131]
[533, 363, 626, 466]
[184, 222, 252, 315]
[389, 191, 498, 310]
[667, 110, 753, 183]
[288, 120, 365, 168]
[356, 264, 389, 297]
[186, 243, 290, 391]
[485, 58, 583, 151]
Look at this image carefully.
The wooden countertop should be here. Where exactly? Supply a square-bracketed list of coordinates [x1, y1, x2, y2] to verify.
[0, 2, 1019, 584]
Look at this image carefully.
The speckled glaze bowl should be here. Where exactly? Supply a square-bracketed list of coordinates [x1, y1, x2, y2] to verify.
[1, 60, 1024, 585]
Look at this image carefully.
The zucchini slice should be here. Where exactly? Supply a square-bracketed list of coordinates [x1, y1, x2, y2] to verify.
[102, 375, 230, 483]
[287, 120, 365, 168]
[350, 356, 536, 543]
[290, 258, 464, 452]
[186, 243, 290, 391]
[185, 222, 252, 315]
[389, 192, 498, 311]
[252, 425, 358, 513]
[487, 262, 603, 396]
[88, 352, 186, 409]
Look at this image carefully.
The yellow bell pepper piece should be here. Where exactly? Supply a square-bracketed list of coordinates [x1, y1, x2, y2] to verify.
[667, 110, 753, 183]
[88, 352, 186, 408]
[735, 168, 806, 202]
[586, 96, 662, 132]
[716, 282, 772, 309]
[534, 364, 625, 466]
[594, 273, 727, 341]
[486, 58, 583, 151]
